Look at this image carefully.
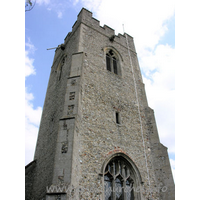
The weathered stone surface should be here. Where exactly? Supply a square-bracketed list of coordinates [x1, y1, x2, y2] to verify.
[25, 8, 174, 200]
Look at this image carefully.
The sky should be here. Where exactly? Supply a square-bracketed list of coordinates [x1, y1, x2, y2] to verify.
[25, 0, 175, 181]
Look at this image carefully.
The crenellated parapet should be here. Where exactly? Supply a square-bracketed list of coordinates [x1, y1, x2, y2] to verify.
[64, 8, 136, 53]
[26, 8, 174, 200]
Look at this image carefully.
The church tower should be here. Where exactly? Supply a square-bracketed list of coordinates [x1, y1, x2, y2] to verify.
[25, 8, 175, 200]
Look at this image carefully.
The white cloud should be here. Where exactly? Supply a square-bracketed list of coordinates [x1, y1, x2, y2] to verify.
[37, 0, 51, 6]
[25, 88, 42, 164]
[25, 40, 42, 165]
[142, 45, 175, 154]
[57, 10, 63, 18]
[37, 0, 71, 18]
[81, 0, 174, 52]
[72, 0, 80, 6]
[25, 51, 35, 78]
[25, 121, 39, 164]
[80, 0, 102, 11]
[25, 39, 36, 78]
[25, 88, 42, 126]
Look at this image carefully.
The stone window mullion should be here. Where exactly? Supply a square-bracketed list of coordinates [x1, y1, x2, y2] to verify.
[113, 57, 118, 74]
[104, 156, 140, 200]
[106, 54, 111, 72]
[123, 179, 126, 200]
[111, 56, 114, 73]
[112, 177, 116, 200]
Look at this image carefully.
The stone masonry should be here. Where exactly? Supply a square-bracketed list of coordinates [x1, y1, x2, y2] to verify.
[25, 8, 175, 200]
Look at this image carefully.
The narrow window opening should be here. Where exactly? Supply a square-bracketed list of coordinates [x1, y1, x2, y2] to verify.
[67, 105, 74, 115]
[69, 92, 75, 100]
[116, 112, 120, 124]
[63, 121, 67, 130]
[106, 54, 111, 71]
[113, 57, 118, 74]
[57, 57, 65, 81]
[106, 49, 120, 75]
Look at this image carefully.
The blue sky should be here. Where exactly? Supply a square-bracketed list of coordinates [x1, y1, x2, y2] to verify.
[25, 0, 175, 181]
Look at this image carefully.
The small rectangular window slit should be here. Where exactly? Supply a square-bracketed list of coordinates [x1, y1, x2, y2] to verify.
[113, 58, 118, 74]
[106, 55, 111, 72]
[67, 105, 74, 115]
[116, 112, 120, 124]
[69, 92, 75, 100]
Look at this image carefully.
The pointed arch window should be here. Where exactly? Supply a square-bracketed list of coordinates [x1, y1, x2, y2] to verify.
[104, 156, 140, 200]
[56, 55, 66, 81]
[106, 50, 120, 75]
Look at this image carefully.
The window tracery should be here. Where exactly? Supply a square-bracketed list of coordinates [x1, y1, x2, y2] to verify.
[55, 56, 64, 80]
[106, 50, 119, 75]
[104, 157, 135, 200]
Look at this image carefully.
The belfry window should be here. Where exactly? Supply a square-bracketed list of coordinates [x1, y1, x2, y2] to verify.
[104, 157, 135, 200]
[106, 50, 119, 75]
[56, 56, 66, 81]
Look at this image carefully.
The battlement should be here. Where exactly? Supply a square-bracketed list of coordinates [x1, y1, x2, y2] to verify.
[28, 8, 174, 200]
[64, 8, 136, 52]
